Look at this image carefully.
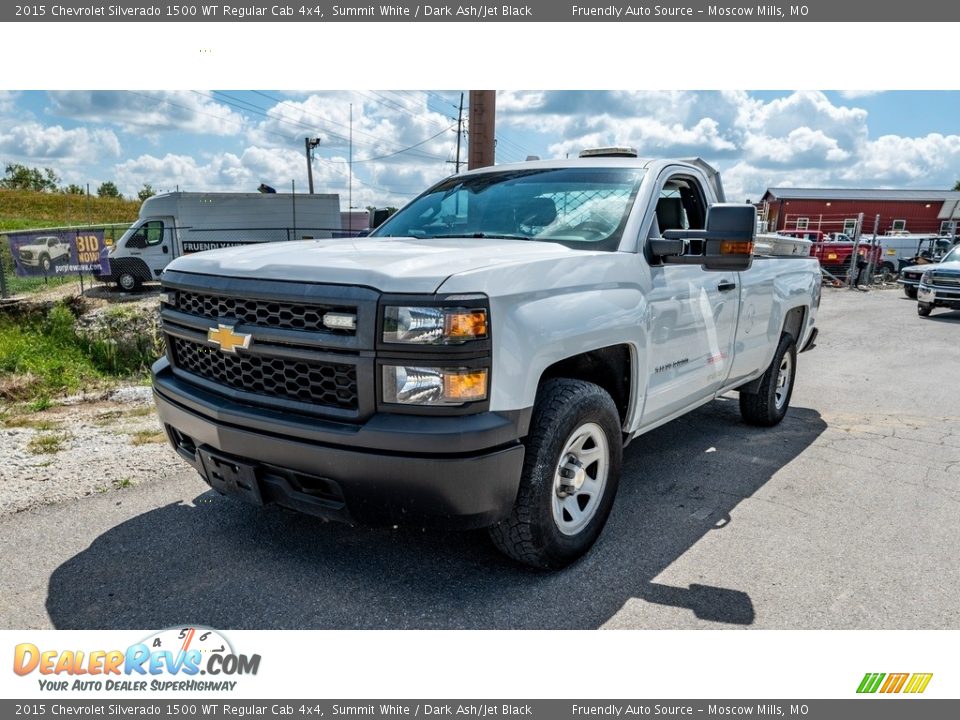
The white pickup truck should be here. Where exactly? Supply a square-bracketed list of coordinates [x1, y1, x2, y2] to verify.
[152, 151, 821, 568]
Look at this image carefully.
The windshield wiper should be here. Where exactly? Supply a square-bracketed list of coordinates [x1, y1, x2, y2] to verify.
[429, 232, 533, 241]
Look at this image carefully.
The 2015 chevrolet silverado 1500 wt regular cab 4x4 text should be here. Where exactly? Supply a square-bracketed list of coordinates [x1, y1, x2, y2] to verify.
[152, 151, 821, 568]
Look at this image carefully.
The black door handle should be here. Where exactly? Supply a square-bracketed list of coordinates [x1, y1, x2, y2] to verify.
[717, 281, 737, 292]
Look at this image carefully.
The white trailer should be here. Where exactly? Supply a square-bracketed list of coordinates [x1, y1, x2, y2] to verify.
[99, 192, 342, 290]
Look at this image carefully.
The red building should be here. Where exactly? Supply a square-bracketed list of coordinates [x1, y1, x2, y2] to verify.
[760, 188, 960, 237]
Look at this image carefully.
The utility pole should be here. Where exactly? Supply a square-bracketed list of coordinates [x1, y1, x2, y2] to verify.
[468, 90, 496, 170]
[304, 137, 320, 194]
[447, 92, 465, 174]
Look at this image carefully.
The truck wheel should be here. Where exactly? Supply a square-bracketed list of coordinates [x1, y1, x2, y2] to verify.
[917, 302, 933, 317]
[879, 263, 896, 282]
[117, 272, 142, 292]
[904, 286, 918, 299]
[488, 378, 622, 569]
[739, 334, 797, 427]
[40, 254, 51, 272]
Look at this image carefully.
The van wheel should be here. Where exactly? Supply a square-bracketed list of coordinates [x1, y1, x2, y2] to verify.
[918, 302, 933, 317]
[488, 378, 622, 569]
[904, 286, 918, 299]
[117, 272, 141, 292]
[739, 334, 797, 427]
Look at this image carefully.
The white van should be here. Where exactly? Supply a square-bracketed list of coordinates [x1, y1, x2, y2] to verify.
[872, 233, 955, 275]
[99, 192, 342, 290]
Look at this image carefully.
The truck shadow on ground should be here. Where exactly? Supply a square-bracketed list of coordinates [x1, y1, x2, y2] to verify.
[46, 399, 825, 630]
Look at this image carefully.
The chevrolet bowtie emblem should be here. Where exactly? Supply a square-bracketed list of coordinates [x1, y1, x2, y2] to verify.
[207, 324, 252, 353]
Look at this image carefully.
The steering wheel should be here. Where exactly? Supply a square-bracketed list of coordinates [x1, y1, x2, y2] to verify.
[570, 220, 616, 239]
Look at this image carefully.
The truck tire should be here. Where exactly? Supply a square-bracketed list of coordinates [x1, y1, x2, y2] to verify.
[904, 286, 918, 299]
[739, 334, 797, 427]
[117, 272, 142, 292]
[917, 302, 933, 317]
[40, 254, 51, 273]
[488, 378, 622, 569]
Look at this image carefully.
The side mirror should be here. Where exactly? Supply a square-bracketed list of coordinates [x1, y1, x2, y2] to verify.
[701, 204, 755, 271]
[655, 204, 756, 272]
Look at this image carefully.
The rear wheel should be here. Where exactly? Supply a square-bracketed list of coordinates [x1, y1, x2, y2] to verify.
[739, 334, 797, 427]
[918, 302, 933, 317]
[904, 286, 918, 299]
[488, 378, 622, 569]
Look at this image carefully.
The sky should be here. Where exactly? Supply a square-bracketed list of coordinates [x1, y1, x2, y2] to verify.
[0, 90, 958, 208]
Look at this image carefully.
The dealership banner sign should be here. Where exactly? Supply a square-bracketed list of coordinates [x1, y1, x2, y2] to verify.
[6, 229, 110, 277]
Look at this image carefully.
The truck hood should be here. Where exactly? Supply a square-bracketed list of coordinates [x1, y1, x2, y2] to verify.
[903, 260, 960, 277]
[165, 237, 593, 293]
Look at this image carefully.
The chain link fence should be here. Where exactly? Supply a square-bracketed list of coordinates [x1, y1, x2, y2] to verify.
[1, 225, 363, 299]
[0, 224, 133, 300]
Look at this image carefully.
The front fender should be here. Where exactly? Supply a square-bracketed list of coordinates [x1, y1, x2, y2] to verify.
[488, 286, 648, 415]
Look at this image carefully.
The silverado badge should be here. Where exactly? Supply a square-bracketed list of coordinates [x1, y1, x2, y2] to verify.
[207, 324, 252, 353]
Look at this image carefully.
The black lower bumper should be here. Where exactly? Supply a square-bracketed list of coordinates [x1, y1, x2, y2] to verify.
[152, 360, 527, 529]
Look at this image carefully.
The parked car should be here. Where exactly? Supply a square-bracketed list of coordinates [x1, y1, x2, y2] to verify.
[898, 243, 960, 298]
[17, 236, 70, 272]
[152, 152, 820, 568]
[917, 246, 960, 317]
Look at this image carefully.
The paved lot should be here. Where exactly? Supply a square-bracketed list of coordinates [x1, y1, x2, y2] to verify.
[1, 287, 957, 629]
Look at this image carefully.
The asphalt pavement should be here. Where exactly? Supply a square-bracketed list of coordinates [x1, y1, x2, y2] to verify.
[1, 286, 957, 629]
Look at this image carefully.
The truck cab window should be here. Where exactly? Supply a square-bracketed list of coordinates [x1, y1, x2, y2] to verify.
[652, 178, 706, 237]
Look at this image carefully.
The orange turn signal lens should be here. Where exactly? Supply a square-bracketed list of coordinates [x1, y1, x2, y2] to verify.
[720, 241, 754, 255]
[444, 310, 488, 340]
[443, 369, 488, 402]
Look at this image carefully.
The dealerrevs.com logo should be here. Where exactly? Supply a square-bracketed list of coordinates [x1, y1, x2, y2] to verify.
[857, 672, 933, 694]
[13, 627, 261, 693]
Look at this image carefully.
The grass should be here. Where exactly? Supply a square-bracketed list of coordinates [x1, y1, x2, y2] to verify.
[0, 302, 160, 402]
[114, 477, 134, 489]
[27, 432, 70, 455]
[130, 429, 166, 446]
[1, 415, 60, 430]
[0, 190, 140, 232]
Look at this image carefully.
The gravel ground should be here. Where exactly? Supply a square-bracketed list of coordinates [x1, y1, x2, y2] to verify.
[0, 384, 187, 515]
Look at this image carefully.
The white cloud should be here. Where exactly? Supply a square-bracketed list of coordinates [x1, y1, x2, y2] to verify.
[47, 91, 247, 137]
[0, 122, 120, 165]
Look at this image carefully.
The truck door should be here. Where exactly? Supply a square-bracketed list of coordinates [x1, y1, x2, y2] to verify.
[641, 173, 739, 424]
[123, 218, 173, 280]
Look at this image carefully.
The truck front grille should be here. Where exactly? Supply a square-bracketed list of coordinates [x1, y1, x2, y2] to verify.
[170, 336, 358, 411]
[929, 272, 960, 288]
[174, 290, 355, 334]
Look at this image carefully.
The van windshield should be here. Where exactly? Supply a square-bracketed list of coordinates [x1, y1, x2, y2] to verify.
[372, 167, 645, 251]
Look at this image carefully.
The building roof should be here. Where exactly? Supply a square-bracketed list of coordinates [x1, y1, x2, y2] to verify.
[763, 188, 960, 202]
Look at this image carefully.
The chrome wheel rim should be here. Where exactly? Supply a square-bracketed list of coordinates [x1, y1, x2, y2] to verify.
[775, 351, 792, 410]
[552, 422, 609, 536]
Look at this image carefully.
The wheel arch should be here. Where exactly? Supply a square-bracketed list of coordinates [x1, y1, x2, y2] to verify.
[537, 344, 634, 429]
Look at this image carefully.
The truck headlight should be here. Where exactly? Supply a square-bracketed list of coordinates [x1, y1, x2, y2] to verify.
[383, 306, 487, 344]
[382, 365, 488, 406]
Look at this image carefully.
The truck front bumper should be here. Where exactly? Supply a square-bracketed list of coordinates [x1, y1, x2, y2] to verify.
[918, 283, 960, 309]
[152, 359, 527, 529]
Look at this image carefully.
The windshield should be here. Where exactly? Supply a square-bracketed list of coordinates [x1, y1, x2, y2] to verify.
[941, 245, 960, 264]
[372, 167, 645, 251]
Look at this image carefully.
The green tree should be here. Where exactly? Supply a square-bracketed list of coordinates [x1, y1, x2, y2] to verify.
[137, 183, 156, 202]
[97, 181, 121, 199]
[63, 183, 85, 195]
[953, 180, 960, 191]
[0, 163, 60, 192]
